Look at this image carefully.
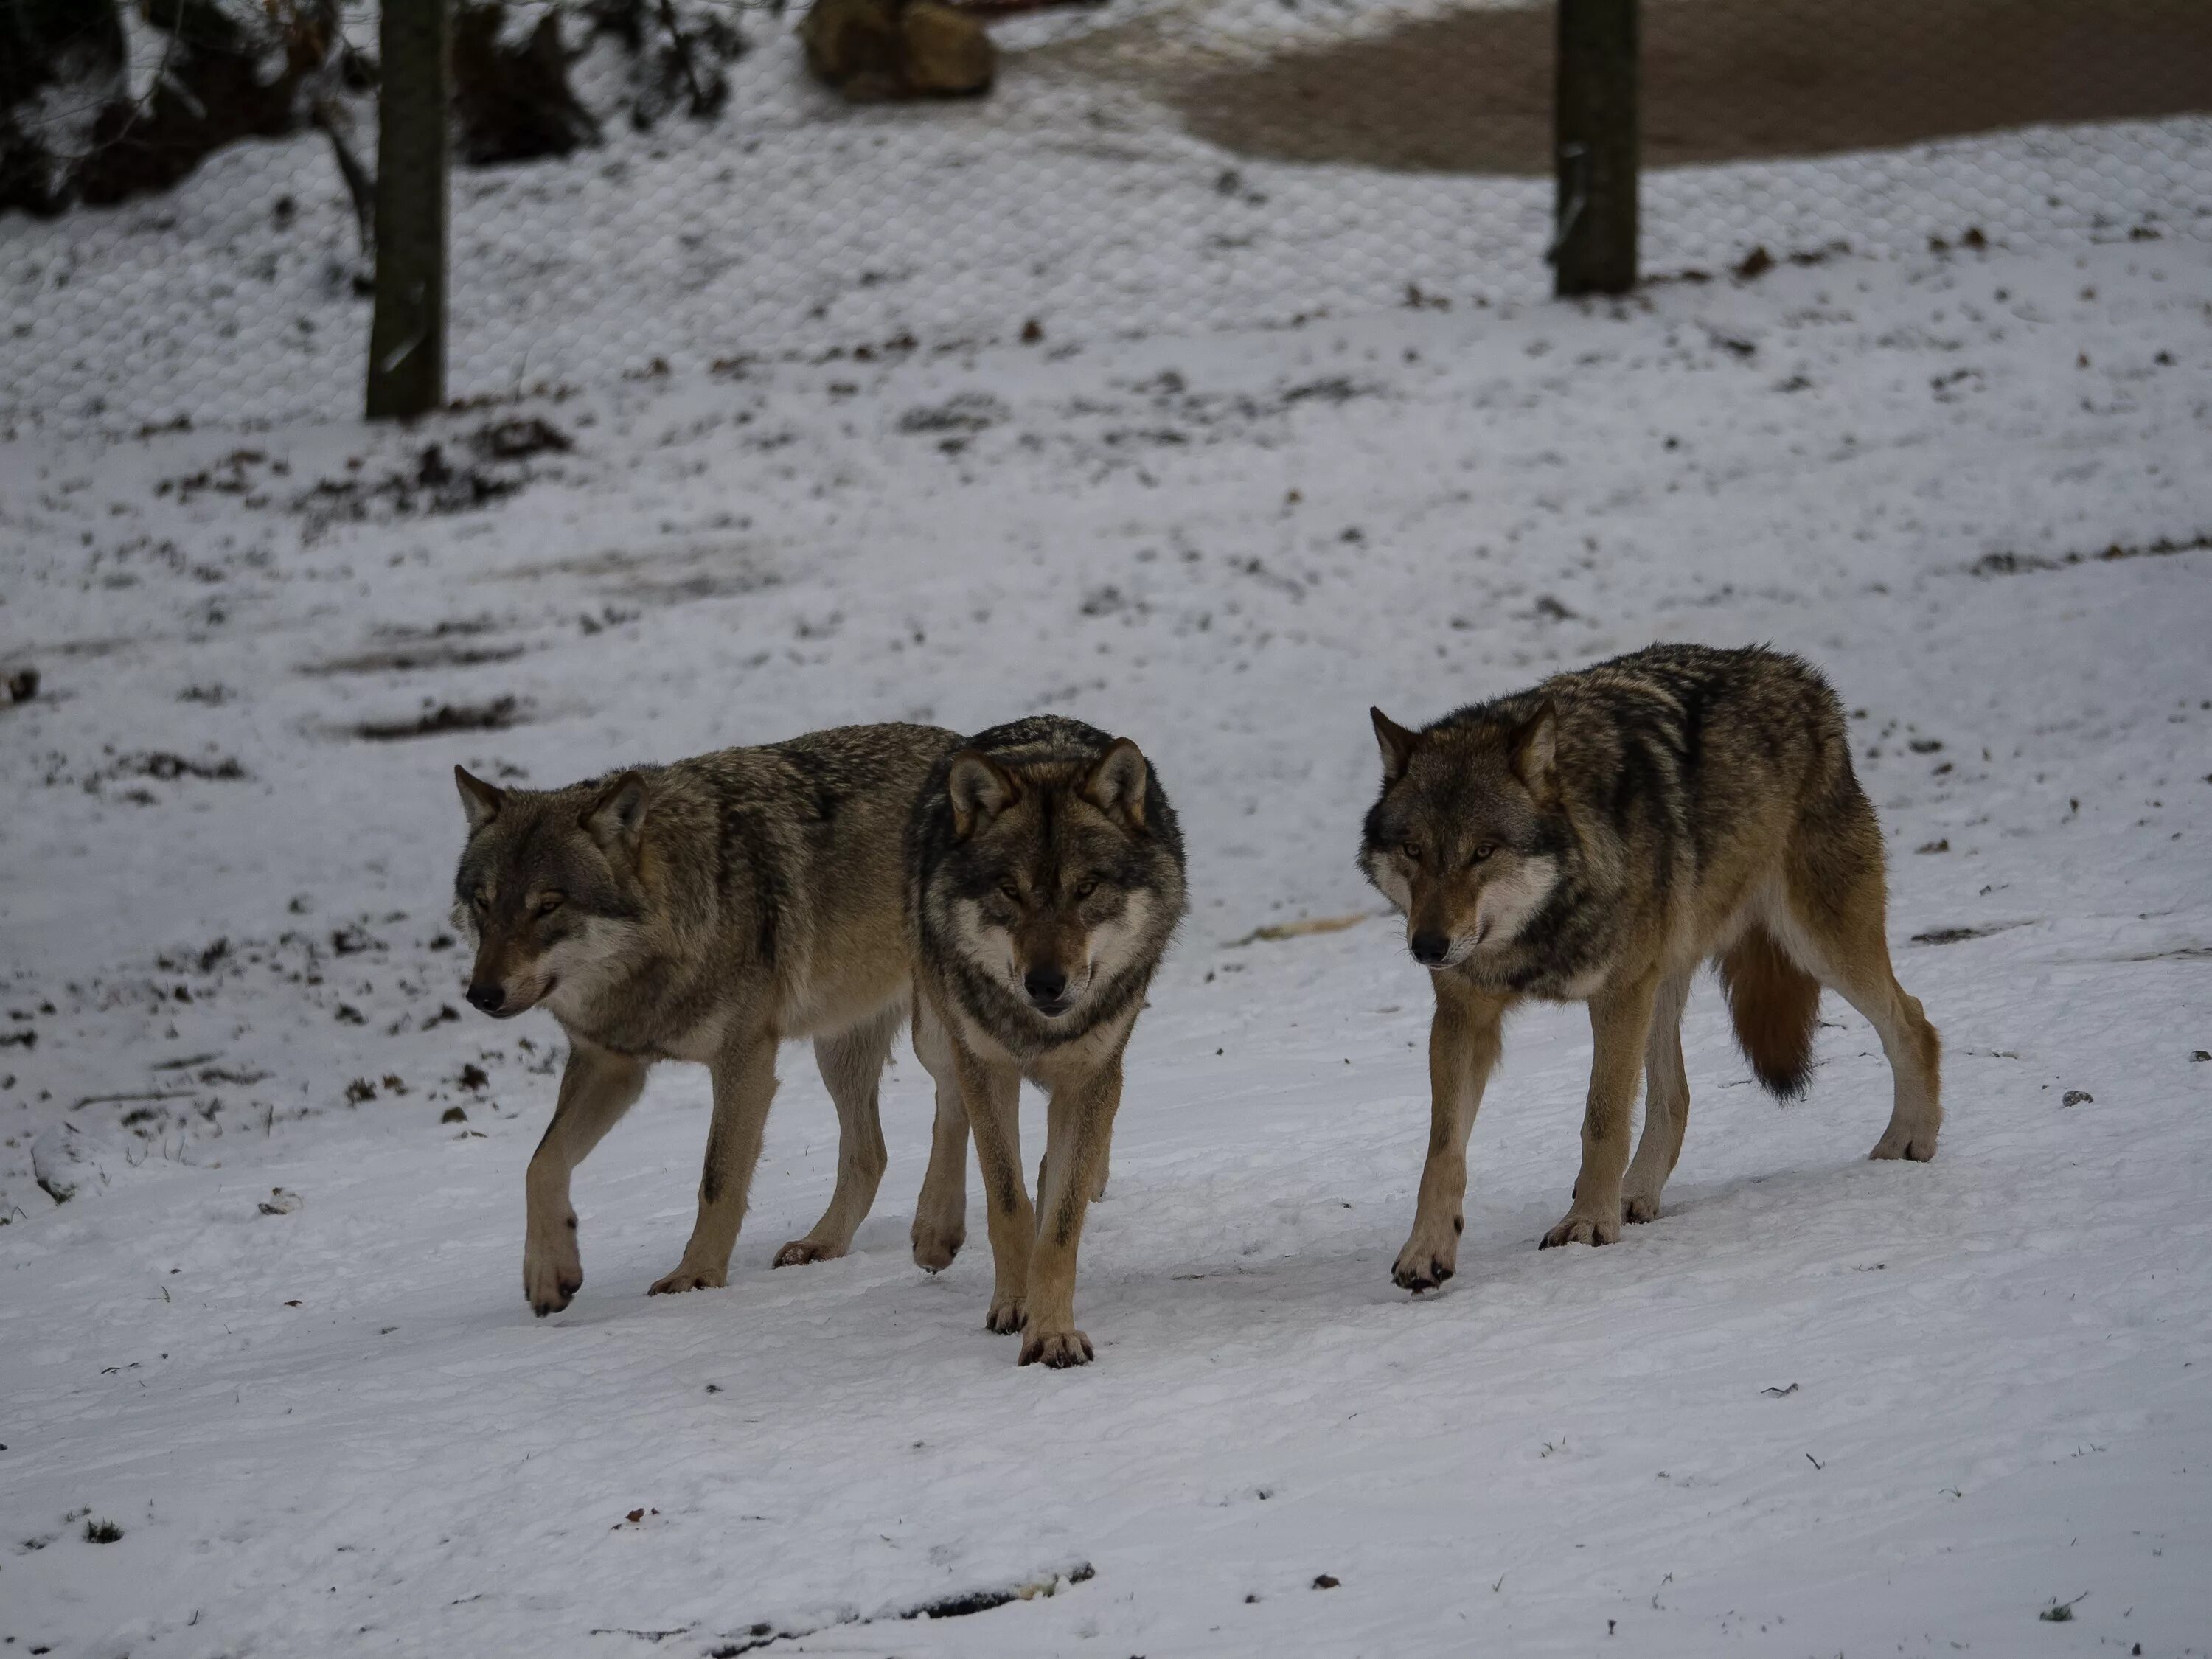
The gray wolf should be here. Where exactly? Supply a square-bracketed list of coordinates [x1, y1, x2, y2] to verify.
[452, 722, 961, 1315]
[906, 715, 1187, 1366]
[1360, 643, 1941, 1291]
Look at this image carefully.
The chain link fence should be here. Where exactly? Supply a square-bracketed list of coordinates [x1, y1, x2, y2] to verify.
[4, 0, 2208, 434]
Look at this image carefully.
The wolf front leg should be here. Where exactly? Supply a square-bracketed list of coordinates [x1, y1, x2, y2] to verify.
[1021, 1049, 1125, 1367]
[953, 1040, 1032, 1336]
[525, 1040, 649, 1315]
[1394, 978, 1507, 1291]
[650, 1034, 780, 1295]
[1543, 973, 1658, 1248]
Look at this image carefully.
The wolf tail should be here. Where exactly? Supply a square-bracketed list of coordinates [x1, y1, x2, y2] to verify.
[1718, 923, 1820, 1099]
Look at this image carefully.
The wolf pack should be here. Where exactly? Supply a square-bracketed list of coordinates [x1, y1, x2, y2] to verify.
[452, 643, 1942, 1367]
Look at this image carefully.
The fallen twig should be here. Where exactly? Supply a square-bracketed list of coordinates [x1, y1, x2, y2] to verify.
[73, 1090, 196, 1112]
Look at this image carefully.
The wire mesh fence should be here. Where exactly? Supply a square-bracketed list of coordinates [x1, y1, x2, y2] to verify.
[4, 0, 2209, 434]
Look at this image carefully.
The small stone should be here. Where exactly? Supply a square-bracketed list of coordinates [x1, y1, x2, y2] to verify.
[2062, 1090, 2093, 1108]
[441, 1105, 468, 1124]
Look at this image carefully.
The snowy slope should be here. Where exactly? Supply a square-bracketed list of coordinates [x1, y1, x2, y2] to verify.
[4, 0, 2205, 436]
[2, 234, 2211, 1658]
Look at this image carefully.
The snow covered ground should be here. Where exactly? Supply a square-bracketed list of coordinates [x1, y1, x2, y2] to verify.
[3, 226, 2211, 1657]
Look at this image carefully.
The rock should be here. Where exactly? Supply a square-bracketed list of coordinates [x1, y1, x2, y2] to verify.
[31, 1121, 112, 1204]
[902, 0, 994, 95]
[799, 0, 993, 100]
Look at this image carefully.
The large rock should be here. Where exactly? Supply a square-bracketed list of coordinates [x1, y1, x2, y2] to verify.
[799, 0, 993, 100]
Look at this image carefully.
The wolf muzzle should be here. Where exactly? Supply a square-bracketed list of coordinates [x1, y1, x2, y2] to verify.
[1023, 965, 1074, 1015]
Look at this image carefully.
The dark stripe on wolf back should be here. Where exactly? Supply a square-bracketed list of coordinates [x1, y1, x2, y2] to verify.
[1670, 676, 1710, 870]
[718, 804, 786, 964]
[776, 745, 844, 824]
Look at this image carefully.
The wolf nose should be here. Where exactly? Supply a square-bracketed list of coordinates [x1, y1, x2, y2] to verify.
[1023, 967, 1069, 1008]
[466, 983, 507, 1015]
[1409, 932, 1450, 967]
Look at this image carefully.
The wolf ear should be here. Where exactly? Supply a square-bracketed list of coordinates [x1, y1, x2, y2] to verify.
[947, 751, 1018, 840]
[1371, 708, 1419, 784]
[1511, 701, 1559, 794]
[455, 765, 504, 834]
[582, 771, 650, 849]
[1081, 738, 1150, 829]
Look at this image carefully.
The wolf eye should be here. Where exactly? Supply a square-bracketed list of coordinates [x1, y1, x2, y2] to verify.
[1075, 878, 1099, 900]
[1470, 844, 1496, 864]
[998, 883, 1021, 904]
[472, 890, 490, 912]
[1400, 841, 1422, 862]
[535, 894, 565, 918]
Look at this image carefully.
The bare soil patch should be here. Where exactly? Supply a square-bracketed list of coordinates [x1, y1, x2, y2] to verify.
[1168, 0, 2212, 175]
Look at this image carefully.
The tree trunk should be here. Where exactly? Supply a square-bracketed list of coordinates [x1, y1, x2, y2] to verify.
[366, 0, 449, 419]
[1552, 0, 1637, 297]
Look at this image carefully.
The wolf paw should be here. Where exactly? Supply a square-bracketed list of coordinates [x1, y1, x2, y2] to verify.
[984, 1296, 1026, 1335]
[771, 1239, 844, 1267]
[1869, 1122, 1939, 1161]
[1391, 1225, 1461, 1293]
[1019, 1328, 1094, 1368]
[647, 1262, 728, 1295]
[910, 1222, 964, 1274]
[1622, 1193, 1662, 1225]
[1540, 1210, 1621, 1249]
[523, 1222, 583, 1316]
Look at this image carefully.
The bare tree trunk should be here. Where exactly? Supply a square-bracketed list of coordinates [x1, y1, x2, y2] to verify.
[1552, 0, 1637, 297]
[366, 0, 448, 419]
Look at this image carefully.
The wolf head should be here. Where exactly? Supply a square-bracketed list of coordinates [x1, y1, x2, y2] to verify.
[451, 766, 652, 1019]
[1359, 703, 1568, 971]
[931, 738, 1178, 1023]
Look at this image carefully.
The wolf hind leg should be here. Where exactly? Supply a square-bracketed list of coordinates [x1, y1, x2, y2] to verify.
[1621, 970, 1694, 1224]
[1775, 808, 1943, 1161]
[909, 998, 971, 1272]
[773, 1003, 902, 1267]
[651, 1034, 779, 1295]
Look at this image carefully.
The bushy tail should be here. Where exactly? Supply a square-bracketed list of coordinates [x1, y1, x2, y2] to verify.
[1719, 924, 1820, 1099]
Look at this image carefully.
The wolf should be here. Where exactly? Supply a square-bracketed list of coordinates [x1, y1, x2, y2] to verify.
[451, 722, 962, 1315]
[1360, 643, 1941, 1292]
[905, 715, 1186, 1366]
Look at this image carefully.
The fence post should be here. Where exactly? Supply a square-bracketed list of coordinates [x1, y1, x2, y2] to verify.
[1552, 0, 1638, 296]
[366, 0, 450, 419]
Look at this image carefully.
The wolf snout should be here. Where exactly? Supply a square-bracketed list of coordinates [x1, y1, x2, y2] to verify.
[467, 982, 509, 1015]
[1023, 966, 1071, 1013]
[1408, 931, 1453, 967]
